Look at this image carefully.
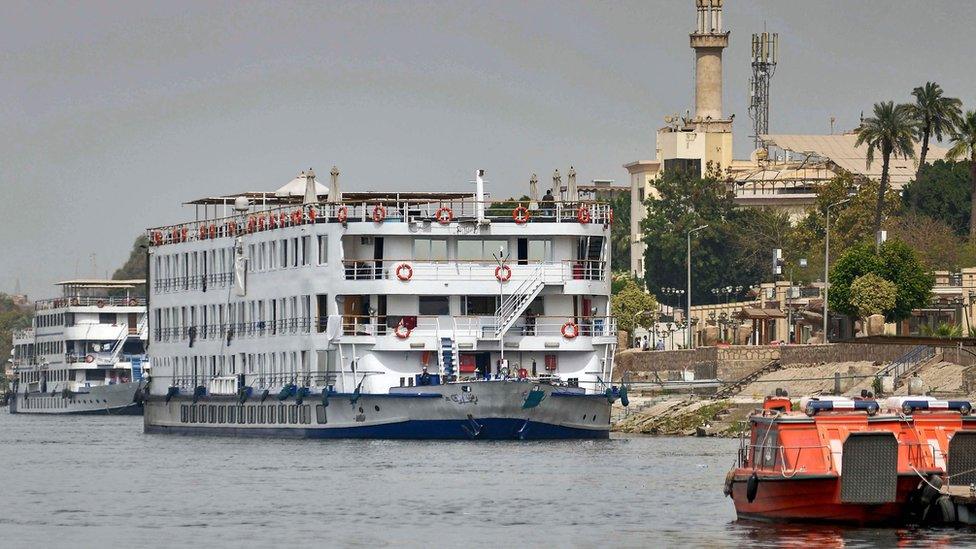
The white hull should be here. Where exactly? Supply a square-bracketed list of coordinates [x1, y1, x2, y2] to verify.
[9, 381, 145, 415]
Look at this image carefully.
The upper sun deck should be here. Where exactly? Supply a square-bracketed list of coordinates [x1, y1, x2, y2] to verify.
[147, 169, 612, 247]
[34, 279, 147, 311]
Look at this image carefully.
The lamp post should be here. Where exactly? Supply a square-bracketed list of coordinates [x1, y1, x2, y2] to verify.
[824, 199, 850, 342]
[687, 225, 708, 349]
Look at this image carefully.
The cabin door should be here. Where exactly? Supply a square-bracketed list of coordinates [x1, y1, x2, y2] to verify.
[517, 238, 528, 265]
[128, 313, 138, 335]
[343, 296, 362, 335]
[373, 237, 384, 279]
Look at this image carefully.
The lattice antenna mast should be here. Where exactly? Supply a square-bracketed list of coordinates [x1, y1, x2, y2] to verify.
[748, 31, 778, 151]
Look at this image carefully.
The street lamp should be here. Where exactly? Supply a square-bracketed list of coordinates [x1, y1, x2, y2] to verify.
[687, 225, 708, 349]
[824, 199, 850, 342]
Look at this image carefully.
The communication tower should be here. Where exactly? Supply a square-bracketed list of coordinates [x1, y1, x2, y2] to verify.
[748, 31, 778, 151]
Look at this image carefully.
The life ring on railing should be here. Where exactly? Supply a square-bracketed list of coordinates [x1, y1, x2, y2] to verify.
[577, 206, 591, 224]
[434, 207, 453, 224]
[394, 322, 411, 339]
[152, 231, 163, 246]
[337, 206, 348, 223]
[71, 298, 80, 306]
[308, 207, 317, 222]
[247, 217, 256, 233]
[85, 354, 95, 364]
[96, 300, 106, 309]
[372, 205, 387, 222]
[257, 216, 266, 231]
[517, 368, 528, 379]
[292, 209, 302, 225]
[271, 213, 280, 228]
[181, 227, 188, 241]
[198, 226, 207, 240]
[209, 225, 217, 239]
[512, 206, 530, 224]
[227, 221, 237, 235]
[396, 263, 413, 281]
[495, 265, 512, 282]
[561, 321, 579, 339]
[128, 298, 138, 306]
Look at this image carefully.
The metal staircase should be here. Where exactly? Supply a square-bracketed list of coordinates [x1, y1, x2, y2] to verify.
[439, 337, 459, 378]
[488, 264, 546, 340]
[108, 318, 146, 365]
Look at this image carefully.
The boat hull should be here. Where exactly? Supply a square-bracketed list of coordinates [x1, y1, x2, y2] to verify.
[144, 381, 611, 440]
[730, 472, 921, 525]
[9, 381, 145, 415]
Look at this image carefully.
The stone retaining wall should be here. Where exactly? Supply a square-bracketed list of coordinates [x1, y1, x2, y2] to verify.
[614, 342, 934, 382]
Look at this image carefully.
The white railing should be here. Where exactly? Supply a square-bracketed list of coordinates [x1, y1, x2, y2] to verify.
[339, 315, 616, 340]
[341, 259, 604, 283]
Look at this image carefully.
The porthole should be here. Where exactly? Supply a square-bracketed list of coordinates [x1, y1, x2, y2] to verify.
[359, 406, 364, 414]
[374, 405, 380, 412]
[591, 414, 597, 422]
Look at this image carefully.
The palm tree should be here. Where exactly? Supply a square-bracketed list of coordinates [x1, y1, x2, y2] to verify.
[946, 110, 976, 239]
[855, 101, 917, 242]
[906, 82, 962, 197]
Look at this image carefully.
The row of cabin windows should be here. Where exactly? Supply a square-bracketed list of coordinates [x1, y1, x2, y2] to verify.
[36, 313, 64, 328]
[413, 238, 552, 262]
[152, 296, 312, 341]
[158, 350, 310, 386]
[155, 246, 234, 285]
[179, 403, 320, 425]
[20, 396, 68, 410]
[36, 313, 126, 329]
[248, 236, 317, 272]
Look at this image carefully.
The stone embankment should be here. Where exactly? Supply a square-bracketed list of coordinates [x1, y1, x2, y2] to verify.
[612, 345, 976, 437]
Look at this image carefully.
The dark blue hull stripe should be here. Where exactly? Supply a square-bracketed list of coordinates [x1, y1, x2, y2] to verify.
[145, 418, 609, 440]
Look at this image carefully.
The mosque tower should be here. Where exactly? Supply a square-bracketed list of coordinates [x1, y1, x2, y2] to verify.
[691, 0, 730, 127]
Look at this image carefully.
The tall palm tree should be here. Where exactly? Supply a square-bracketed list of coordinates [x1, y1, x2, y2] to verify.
[947, 110, 976, 240]
[906, 82, 962, 197]
[855, 101, 917, 242]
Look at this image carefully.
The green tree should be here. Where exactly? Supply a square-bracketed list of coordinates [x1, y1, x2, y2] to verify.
[640, 164, 784, 305]
[855, 101, 917, 239]
[611, 278, 657, 335]
[906, 82, 962, 189]
[828, 240, 934, 322]
[886, 212, 961, 270]
[0, 294, 34, 392]
[947, 110, 976, 240]
[900, 160, 972, 235]
[849, 273, 897, 319]
[609, 192, 631, 273]
[111, 235, 149, 297]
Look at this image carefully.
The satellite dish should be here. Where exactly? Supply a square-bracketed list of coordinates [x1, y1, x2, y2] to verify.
[233, 196, 250, 212]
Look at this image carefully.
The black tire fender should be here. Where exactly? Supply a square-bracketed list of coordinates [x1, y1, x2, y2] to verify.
[746, 472, 760, 503]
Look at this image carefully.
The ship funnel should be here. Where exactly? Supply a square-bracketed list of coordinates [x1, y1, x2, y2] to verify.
[303, 168, 317, 205]
[475, 169, 486, 223]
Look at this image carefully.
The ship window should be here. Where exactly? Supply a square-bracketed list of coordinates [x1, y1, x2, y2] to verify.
[218, 406, 225, 423]
[99, 313, 116, 324]
[281, 239, 288, 267]
[237, 406, 246, 424]
[247, 406, 255, 424]
[458, 239, 508, 261]
[419, 296, 449, 316]
[760, 428, 780, 468]
[301, 236, 310, 266]
[268, 405, 276, 424]
[189, 405, 197, 423]
[413, 239, 447, 262]
[317, 235, 329, 265]
[527, 240, 552, 262]
[257, 405, 265, 424]
[463, 296, 498, 316]
[289, 405, 298, 424]
[315, 405, 327, 424]
[279, 404, 287, 424]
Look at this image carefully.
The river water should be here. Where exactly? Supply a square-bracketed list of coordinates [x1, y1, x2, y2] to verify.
[2, 413, 975, 548]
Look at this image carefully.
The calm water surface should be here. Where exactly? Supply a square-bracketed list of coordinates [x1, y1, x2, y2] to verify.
[2, 412, 975, 548]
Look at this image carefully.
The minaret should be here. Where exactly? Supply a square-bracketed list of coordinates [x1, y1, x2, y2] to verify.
[690, 0, 730, 124]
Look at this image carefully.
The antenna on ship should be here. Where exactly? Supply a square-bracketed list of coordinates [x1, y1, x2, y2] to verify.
[475, 169, 487, 224]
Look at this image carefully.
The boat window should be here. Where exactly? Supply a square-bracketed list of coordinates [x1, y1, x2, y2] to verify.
[237, 405, 246, 424]
[317, 235, 328, 265]
[527, 240, 552, 262]
[189, 405, 197, 423]
[257, 405, 265, 424]
[301, 405, 310, 424]
[209, 405, 217, 423]
[413, 238, 447, 261]
[99, 313, 116, 324]
[289, 405, 298, 424]
[760, 428, 780, 468]
[228, 406, 236, 424]
[419, 296, 449, 316]
[268, 405, 276, 424]
[218, 406, 225, 423]
[315, 405, 327, 424]
[463, 296, 499, 316]
[279, 404, 287, 424]
[457, 239, 507, 261]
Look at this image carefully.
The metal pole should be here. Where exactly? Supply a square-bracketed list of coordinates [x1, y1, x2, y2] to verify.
[687, 225, 707, 349]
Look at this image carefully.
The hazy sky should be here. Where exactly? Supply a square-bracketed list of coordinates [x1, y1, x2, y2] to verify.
[2, 0, 974, 297]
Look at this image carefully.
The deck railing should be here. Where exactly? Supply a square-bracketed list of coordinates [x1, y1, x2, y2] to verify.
[738, 439, 938, 475]
[35, 296, 145, 310]
[340, 259, 605, 283]
[146, 199, 613, 247]
[338, 314, 616, 339]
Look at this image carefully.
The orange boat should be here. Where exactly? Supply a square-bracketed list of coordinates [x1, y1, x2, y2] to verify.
[725, 393, 974, 525]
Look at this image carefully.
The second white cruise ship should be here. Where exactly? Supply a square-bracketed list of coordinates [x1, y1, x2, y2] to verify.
[143, 169, 623, 439]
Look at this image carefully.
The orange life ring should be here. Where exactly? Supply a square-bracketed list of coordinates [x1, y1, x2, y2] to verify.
[512, 206, 530, 224]
[495, 265, 512, 282]
[396, 263, 413, 281]
[394, 322, 411, 339]
[517, 368, 528, 379]
[181, 227, 188, 241]
[372, 205, 386, 222]
[85, 354, 95, 364]
[96, 300, 106, 309]
[561, 322, 579, 339]
[209, 225, 216, 239]
[435, 207, 453, 224]
[128, 298, 138, 306]
[152, 231, 163, 246]
[292, 209, 302, 225]
[227, 220, 237, 235]
[308, 207, 317, 222]
[337, 206, 348, 223]
[577, 206, 591, 224]
[257, 216, 266, 231]
[247, 217, 256, 233]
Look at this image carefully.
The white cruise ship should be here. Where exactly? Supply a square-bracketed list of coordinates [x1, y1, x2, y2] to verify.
[143, 169, 623, 439]
[9, 280, 149, 415]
